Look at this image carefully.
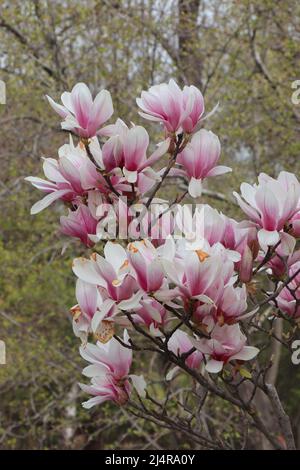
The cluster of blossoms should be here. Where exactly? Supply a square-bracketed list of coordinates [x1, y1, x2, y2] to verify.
[26, 80, 300, 408]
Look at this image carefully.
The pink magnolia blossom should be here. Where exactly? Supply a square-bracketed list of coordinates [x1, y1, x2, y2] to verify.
[128, 240, 165, 293]
[233, 171, 300, 248]
[160, 236, 240, 325]
[71, 279, 101, 341]
[177, 129, 231, 198]
[222, 216, 259, 283]
[191, 324, 259, 373]
[181, 85, 205, 133]
[60, 205, 98, 247]
[192, 278, 226, 330]
[86, 138, 132, 195]
[72, 242, 142, 334]
[213, 284, 248, 325]
[141, 203, 174, 245]
[193, 284, 248, 328]
[168, 330, 203, 369]
[79, 331, 146, 408]
[237, 245, 254, 283]
[136, 79, 204, 133]
[89, 196, 172, 243]
[172, 208, 242, 291]
[124, 201, 174, 242]
[88, 195, 136, 243]
[132, 297, 168, 336]
[189, 256, 235, 327]
[101, 122, 169, 185]
[25, 138, 103, 214]
[196, 205, 226, 246]
[71, 277, 131, 343]
[121, 126, 168, 184]
[47, 82, 113, 138]
[174, 205, 237, 252]
[162, 245, 223, 300]
[276, 261, 300, 318]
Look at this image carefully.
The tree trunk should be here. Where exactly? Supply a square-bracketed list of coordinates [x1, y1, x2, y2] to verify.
[178, 0, 202, 87]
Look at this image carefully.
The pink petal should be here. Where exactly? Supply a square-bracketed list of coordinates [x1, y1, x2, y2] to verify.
[124, 126, 149, 171]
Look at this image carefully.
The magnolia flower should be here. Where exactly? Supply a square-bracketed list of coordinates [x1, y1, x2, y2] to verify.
[71, 279, 102, 341]
[276, 261, 300, 318]
[25, 138, 104, 214]
[175, 204, 226, 247]
[192, 279, 225, 330]
[87, 195, 138, 243]
[168, 330, 203, 369]
[101, 123, 169, 184]
[72, 242, 143, 334]
[60, 205, 98, 247]
[71, 277, 131, 344]
[177, 129, 231, 198]
[132, 297, 168, 336]
[79, 331, 146, 408]
[222, 216, 259, 283]
[193, 283, 248, 329]
[181, 85, 205, 133]
[191, 324, 259, 373]
[196, 205, 226, 246]
[162, 246, 223, 300]
[137, 79, 204, 133]
[47, 82, 113, 138]
[128, 239, 165, 293]
[141, 203, 174, 245]
[233, 171, 300, 248]
[213, 284, 248, 325]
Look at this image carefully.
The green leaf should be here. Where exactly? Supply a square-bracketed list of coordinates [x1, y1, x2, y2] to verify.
[240, 368, 252, 379]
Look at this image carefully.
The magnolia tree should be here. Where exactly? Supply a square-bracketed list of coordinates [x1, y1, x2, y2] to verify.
[26, 80, 300, 450]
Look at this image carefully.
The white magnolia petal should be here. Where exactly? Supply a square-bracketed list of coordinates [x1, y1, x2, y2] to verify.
[258, 229, 280, 247]
[236, 307, 259, 321]
[104, 241, 127, 273]
[166, 366, 180, 381]
[81, 396, 108, 409]
[25, 176, 57, 191]
[140, 138, 170, 169]
[91, 311, 105, 333]
[30, 189, 71, 214]
[230, 346, 259, 361]
[72, 258, 106, 286]
[188, 177, 203, 198]
[42, 158, 67, 183]
[279, 232, 296, 256]
[123, 168, 138, 183]
[191, 294, 215, 304]
[129, 374, 146, 398]
[88, 137, 104, 168]
[46, 95, 68, 118]
[149, 323, 163, 337]
[82, 363, 109, 378]
[118, 291, 143, 311]
[206, 165, 232, 177]
[91, 299, 116, 332]
[205, 359, 224, 373]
